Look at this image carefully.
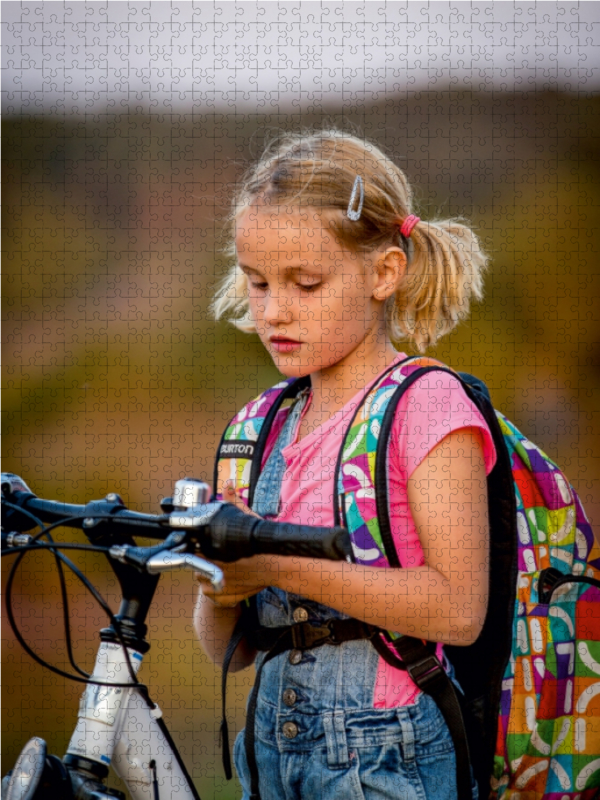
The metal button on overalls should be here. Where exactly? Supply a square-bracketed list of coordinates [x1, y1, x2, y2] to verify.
[282, 688, 297, 707]
[288, 649, 302, 665]
[292, 607, 308, 623]
[282, 721, 298, 739]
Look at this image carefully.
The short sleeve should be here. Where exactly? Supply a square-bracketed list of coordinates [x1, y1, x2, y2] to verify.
[389, 371, 497, 482]
[386, 371, 497, 569]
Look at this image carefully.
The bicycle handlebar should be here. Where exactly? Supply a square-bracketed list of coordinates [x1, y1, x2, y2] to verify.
[1, 473, 352, 564]
[1, 473, 169, 539]
[197, 502, 352, 562]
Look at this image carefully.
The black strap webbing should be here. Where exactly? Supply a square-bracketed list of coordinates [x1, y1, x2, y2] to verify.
[390, 636, 473, 800]
[220, 612, 249, 781]
[244, 634, 290, 800]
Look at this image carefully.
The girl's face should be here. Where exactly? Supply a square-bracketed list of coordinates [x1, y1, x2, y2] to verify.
[235, 208, 395, 379]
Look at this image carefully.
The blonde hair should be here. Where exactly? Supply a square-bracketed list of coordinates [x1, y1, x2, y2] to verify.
[211, 128, 488, 352]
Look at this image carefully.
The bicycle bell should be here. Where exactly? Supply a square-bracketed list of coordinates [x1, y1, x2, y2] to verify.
[171, 478, 211, 510]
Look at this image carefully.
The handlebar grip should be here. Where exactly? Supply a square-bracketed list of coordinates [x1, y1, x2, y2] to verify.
[202, 504, 352, 562]
[253, 519, 352, 561]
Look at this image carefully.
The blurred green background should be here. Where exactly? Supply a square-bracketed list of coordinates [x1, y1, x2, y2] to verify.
[3, 92, 600, 797]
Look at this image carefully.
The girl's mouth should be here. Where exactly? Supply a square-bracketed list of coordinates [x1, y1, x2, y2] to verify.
[270, 337, 302, 352]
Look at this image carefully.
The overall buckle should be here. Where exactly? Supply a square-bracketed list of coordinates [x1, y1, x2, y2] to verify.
[291, 622, 332, 649]
[406, 655, 445, 692]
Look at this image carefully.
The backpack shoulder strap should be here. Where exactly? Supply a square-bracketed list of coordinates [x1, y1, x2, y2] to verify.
[213, 375, 310, 507]
[336, 357, 519, 796]
[375, 365, 502, 568]
[336, 355, 483, 800]
[335, 355, 452, 567]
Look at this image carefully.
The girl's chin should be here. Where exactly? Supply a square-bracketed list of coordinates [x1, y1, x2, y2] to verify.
[270, 349, 350, 378]
[270, 356, 317, 379]
[273, 362, 312, 378]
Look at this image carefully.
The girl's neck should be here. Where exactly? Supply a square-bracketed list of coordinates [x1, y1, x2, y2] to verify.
[307, 338, 400, 412]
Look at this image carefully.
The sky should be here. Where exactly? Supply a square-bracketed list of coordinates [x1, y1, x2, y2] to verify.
[2, 1, 599, 115]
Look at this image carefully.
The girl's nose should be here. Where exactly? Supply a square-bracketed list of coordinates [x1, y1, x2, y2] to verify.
[263, 291, 293, 325]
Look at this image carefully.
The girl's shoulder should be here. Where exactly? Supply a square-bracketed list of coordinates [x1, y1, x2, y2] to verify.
[397, 368, 481, 413]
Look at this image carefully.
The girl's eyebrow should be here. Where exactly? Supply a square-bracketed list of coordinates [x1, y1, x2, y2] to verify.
[238, 263, 322, 277]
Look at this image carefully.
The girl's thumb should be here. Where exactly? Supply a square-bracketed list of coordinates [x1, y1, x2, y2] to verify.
[223, 483, 260, 518]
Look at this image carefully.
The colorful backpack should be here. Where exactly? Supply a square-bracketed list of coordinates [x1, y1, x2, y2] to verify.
[214, 356, 600, 799]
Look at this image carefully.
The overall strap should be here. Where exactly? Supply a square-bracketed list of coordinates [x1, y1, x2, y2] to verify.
[252, 387, 311, 517]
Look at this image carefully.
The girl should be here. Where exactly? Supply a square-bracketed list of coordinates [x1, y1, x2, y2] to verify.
[194, 130, 496, 800]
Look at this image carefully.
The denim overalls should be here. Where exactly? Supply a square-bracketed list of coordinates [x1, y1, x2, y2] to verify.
[234, 392, 473, 800]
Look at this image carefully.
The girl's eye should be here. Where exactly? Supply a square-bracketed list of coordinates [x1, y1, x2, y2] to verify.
[249, 281, 321, 293]
[298, 283, 321, 293]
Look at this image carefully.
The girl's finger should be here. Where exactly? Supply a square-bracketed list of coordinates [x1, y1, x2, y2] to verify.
[223, 483, 261, 518]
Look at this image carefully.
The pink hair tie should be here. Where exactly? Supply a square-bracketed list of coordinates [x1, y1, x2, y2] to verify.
[399, 215, 420, 238]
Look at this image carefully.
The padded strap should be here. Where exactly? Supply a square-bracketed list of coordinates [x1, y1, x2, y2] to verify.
[391, 636, 473, 800]
[244, 634, 290, 800]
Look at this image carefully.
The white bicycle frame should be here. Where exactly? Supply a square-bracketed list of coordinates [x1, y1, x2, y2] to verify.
[67, 640, 197, 799]
[61, 547, 223, 799]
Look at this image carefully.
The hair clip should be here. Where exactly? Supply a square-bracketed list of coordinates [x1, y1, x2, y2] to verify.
[346, 175, 364, 221]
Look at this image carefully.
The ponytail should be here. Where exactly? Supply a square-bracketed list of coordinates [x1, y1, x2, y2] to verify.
[389, 218, 488, 352]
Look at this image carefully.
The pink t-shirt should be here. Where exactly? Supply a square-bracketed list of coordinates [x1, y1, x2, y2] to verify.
[261, 352, 497, 707]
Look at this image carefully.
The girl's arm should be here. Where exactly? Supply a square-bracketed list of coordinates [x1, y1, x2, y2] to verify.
[203, 428, 489, 646]
[193, 483, 261, 670]
[193, 591, 258, 670]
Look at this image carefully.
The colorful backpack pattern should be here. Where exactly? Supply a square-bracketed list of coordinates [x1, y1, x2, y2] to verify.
[213, 357, 600, 798]
[491, 415, 600, 798]
[214, 376, 308, 505]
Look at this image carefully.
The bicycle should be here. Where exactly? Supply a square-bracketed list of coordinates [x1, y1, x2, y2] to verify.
[0, 472, 351, 800]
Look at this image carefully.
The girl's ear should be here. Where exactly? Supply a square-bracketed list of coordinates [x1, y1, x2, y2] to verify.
[372, 247, 406, 301]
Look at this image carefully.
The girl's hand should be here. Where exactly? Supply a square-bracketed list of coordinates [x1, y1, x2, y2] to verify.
[222, 482, 261, 518]
[195, 481, 268, 606]
[199, 555, 279, 607]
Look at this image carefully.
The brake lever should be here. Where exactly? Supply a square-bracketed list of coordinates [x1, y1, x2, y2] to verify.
[109, 532, 224, 591]
[145, 549, 224, 591]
